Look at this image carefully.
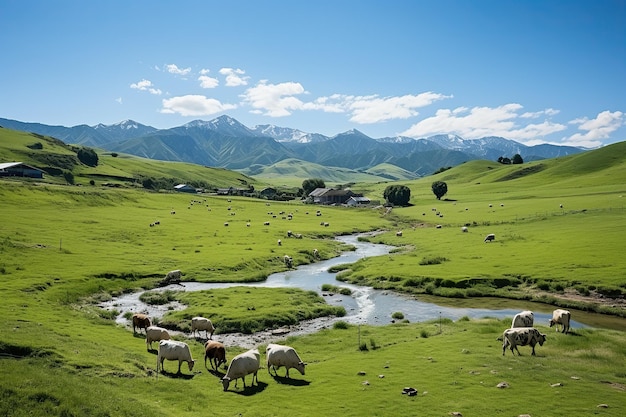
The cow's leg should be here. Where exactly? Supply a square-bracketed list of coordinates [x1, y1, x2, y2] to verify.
[177, 361, 182, 373]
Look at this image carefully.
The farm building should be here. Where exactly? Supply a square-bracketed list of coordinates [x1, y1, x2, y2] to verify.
[174, 184, 197, 193]
[309, 187, 356, 205]
[0, 162, 45, 178]
[346, 196, 371, 206]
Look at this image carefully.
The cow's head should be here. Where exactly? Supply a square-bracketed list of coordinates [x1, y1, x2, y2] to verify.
[538, 333, 547, 346]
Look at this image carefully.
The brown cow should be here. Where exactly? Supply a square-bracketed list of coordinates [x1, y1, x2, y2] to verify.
[132, 313, 151, 334]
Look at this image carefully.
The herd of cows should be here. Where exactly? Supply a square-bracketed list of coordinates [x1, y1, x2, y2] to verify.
[131, 313, 306, 391]
[501, 309, 572, 356]
[129, 307, 572, 391]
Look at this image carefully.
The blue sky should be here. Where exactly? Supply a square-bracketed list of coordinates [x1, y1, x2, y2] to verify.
[1, 0, 624, 148]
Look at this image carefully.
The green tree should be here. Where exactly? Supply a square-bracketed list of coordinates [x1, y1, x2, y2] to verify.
[77, 148, 99, 167]
[383, 185, 411, 206]
[512, 153, 524, 164]
[431, 181, 448, 200]
[302, 178, 326, 196]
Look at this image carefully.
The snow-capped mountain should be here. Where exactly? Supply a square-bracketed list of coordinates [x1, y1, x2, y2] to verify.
[251, 124, 329, 143]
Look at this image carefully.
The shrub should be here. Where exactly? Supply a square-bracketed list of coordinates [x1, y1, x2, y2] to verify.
[333, 321, 350, 330]
[370, 339, 378, 350]
[359, 342, 368, 351]
[419, 256, 448, 265]
[458, 316, 470, 322]
[392, 312, 404, 320]
[420, 329, 429, 338]
[77, 148, 99, 167]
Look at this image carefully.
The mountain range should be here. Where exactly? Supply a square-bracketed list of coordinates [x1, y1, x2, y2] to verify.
[0, 115, 585, 177]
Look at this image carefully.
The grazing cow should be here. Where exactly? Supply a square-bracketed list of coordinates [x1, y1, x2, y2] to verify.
[157, 340, 195, 374]
[313, 248, 319, 259]
[132, 313, 151, 334]
[502, 327, 546, 356]
[549, 309, 571, 334]
[484, 233, 495, 242]
[266, 343, 307, 378]
[145, 326, 170, 350]
[512, 310, 534, 328]
[191, 317, 215, 339]
[204, 340, 227, 370]
[284, 255, 293, 268]
[396, 231, 403, 237]
[461, 226, 468, 233]
[277, 239, 282, 246]
[221, 348, 260, 391]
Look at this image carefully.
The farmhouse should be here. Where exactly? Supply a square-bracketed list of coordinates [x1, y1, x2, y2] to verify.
[309, 187, 357, 205]
[174, 184, 197, 193]
[0, 162, 45, 178]
[346, 196, 371, 206]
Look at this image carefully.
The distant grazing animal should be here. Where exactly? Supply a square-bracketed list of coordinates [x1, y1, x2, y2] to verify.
[266, 343, 307, 378]
[132, 313, 151, 334]
[204, 340, 227, 370]
[164, 269, 182, 283]
[284, 255, 293, 268]
[502, 327, 546, 356]
[145, 326, 170, 350]
[396, 231, 403, 237]
[549, 309, 571, 334]
[512, 310, 534, 328]
[313, 248, 319, 258]
[484, 233, 495, 242]
[157, 340, 195, 374]
[264, 221, 270, 226]
[461, 226, 468, 233]
[277, 239, 282, 246]
[221, 348, 260, 391]
[191, 317, 215, 339]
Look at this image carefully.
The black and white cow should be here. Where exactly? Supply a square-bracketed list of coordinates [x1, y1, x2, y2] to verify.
[502, 327, 547, 356]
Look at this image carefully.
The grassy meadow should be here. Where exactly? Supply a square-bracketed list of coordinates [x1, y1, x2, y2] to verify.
[0, 129, 625, 416]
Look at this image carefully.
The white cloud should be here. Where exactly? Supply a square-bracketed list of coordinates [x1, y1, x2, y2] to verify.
[400, 103, 567, 142]
[115, 97, 122, 104]
[130, 79, 162, 95]
[566, 110, 624, 147]
[241, 80, 306, 117]
[346, 92, 452, 124]
[160, 95, 237, 116]
[198, 75, 219, 89]
[166, 64, 191, 76]
[520, 108, 560, 119]
[219, 68, 250, 87]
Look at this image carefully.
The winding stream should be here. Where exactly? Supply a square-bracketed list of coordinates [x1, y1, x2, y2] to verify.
[101, 233, 625, 341]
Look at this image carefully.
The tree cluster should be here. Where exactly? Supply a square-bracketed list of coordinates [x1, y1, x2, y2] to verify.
[302, 178, 326, 196]
[77, 147, 99, 167]
[383, 185, 411, 206]
[497, 154, 523, 165]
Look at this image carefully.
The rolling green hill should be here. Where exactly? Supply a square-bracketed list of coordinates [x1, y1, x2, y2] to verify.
[0, 127, 263, 190]
[241, 158, 416, 187]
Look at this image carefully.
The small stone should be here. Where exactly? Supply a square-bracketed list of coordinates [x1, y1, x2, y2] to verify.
[497, 382, 509, 389]
[550, 383, 563, 387]
[378, 374, 384, 378]
[357, 371, 366, 376]
[570, 376, 580, 380]
[362, 380, 369, 385]
[597, 404, 609, 408]
[449, 412, 463, 417]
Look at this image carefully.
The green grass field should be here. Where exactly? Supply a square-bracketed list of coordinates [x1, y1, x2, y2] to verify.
[0, 129, 625, 416]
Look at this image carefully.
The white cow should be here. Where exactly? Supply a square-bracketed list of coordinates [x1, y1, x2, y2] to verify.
[157, 340, 195, 374]
[145, 326, 170, 350]
[266, 343, 306, 378]
[191, 317, 215, 339]
[549, 309, 571, 334]
[502, 327, 547, 356]
[221, 348, 260, 391]
[484, 233, 495, 242]
[512, 310, 534, 328]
